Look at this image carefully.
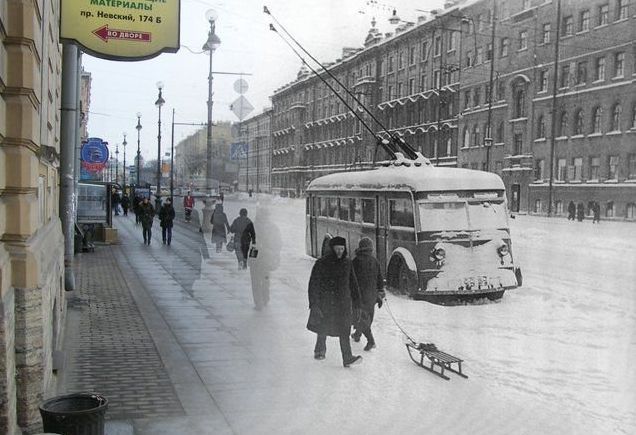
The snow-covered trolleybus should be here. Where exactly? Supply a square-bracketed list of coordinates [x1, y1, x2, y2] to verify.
[305, 163, 523, 304]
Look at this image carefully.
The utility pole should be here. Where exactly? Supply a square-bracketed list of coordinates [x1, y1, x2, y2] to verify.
[484, 0, 497, 170]
[170, 108, 175, 201]
[548, 0, 562, 217]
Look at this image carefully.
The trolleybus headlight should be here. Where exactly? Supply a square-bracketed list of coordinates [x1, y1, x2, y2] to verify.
[497, 243, 509, 257]
[432, 248, 446, 261]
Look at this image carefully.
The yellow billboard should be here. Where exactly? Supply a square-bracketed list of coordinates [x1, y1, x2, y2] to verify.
[60, 0, 180, 61]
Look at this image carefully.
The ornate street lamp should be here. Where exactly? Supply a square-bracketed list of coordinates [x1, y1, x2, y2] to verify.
[155, 82, 165, 208]
[136, 112, 142, 186]
[122, 132, 127, 192]
[115, 143, 119, 185]
[203, 9, 221, 194]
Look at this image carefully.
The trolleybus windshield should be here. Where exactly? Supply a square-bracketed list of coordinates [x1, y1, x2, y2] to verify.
[418, 199, 508, 231]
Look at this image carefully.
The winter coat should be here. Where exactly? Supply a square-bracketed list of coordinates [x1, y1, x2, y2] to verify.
[210, 204, 230, 243]
[352, 249, 384, 312]
[231, 216, 252, 249]
[121, 195, 130, 208]
[139, 202, 155, 228]
[159, 204, 176, 228]
[183, 196, 194, 209]
[240, 221, 256, 259]
[576, 203, 585, 221]
[307, 247, 361, 337]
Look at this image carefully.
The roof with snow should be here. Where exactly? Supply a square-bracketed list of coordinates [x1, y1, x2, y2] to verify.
[307, 165, 505, 193]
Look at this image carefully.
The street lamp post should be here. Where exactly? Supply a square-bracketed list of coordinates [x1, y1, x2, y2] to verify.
[170, 108, 175, 201]
[115, 143, 119, 184]
[122, 132, 127, 193]
[109, 156, 114, 182]
[136, 113, 142, 187]
[155, 82, 165, 209]
[203, 9, 221, 194]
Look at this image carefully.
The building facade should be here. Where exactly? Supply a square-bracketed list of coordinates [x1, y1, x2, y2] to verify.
[457, 0, 636, 218]
[1, 0, 67, 433]
[270, 0, 636, 218]
[237, 109, 272, 193]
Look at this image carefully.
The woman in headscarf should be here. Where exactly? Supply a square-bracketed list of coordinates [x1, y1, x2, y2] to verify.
[210, 203, 230, 252]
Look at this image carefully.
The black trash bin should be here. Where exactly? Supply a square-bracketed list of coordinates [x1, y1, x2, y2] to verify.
[39, 393, 108, 435]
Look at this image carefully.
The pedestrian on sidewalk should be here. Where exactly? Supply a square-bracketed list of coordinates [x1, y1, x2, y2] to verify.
[247, 204, 281, 310]
[112, 191, 120, 216]
[134, 195, 142, 224]
[230, 208, 252, 269]
[307, 236, 363, 368]
[183, 191, 195, 222]
[139, 197, 155, 245]
[121, 194, 130, 216]
[576, 202, 585, 222]
[593, 201, 601, 223]
[159, 198, 176, 245]
[210, 203, 230, 252]
[567, 201, 576, 221]
[351, 237, 385, 351]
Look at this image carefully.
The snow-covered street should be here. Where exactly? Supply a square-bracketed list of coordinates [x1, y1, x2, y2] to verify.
[217, 194, 635, 434]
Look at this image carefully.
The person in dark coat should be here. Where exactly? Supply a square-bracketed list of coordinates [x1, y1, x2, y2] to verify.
[593, 202, 601, 223]
[351, 237, 385, 351]
[159, 198, 176, 245]
[576, 202, 585, 222]
[134, 195, 143, 224]
[112, 191, 120, 216]
[567, 201, 576, 221]
[230, 208, 252, 269]
[210, 203, 230, 252]
[121, 194, 130, 216]
[139, 197, 155, 245]
[307, 236, 362, 367]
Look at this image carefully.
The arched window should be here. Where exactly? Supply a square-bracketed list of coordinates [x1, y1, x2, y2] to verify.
[611, 103, 621, 131]
[558, 111, 568, 136]
[497, 121, 505, 143]
[573, 109, 584, 135]
[463, 127, 470, 148]
[536, 114, 545, 138]
[592, 107, 603, 133]
[513, 83, 526, 118]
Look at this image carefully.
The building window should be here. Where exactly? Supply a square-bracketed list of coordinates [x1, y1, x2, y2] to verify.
[398, 52, 404, 69]
[598, 4, 609, 26]
[557, 158, 567, 181]
[465, 50, 473, 67]
[497, 121, 505, 143]
[519, 31, 528, 50]
[535, 159, 545, 180]
[542, 23, 551, 44]
[573, 157, 583, 181]
[409, 46, 416, 65]
[397, 82, 403, 98]
[477, 14, 484, 31]
[448, 31, 456, 51]
[606, 202, 614, 217]
[421, 74, 428, 91]
[574, 109, 584, 135]
[608, 155, 619, 179]
[534, 199, 543, 213]
[611, 104, 621, 131]
[579, 10, 590, 31]
[562, 16, 573, 36]
[631, 103, 636, 128]
[500, 38, 509, 57]
[463, 128, 470, 148]
[497, 80, 505, 101]
[387, 85, 393, 100]
[522, 0, 530, 10]
[434, 70, 441, 88]
[595, 57, 606, 81]
[559, 111, 568, 136]
[539, 70, 548, 92]
[473, 87, 481, 106]
[628, 154, 636, 179]
[537, 115, 545, 138]
[627, 203, 636, 219]
[555, 200, 563, 215]
[472, 125, 480, 146]
[434, 36, 442, 56]
[421, 41, 429, 61]
[408, 78, 415, 95]
[592, 106, 602, 133]
[486, 43, 493, 61]
[388, 56, 394, 73]
[476, 47, 484, 65]
[513, 83, 526, 118]
[560, 64, 570, 88]
[576, 62, 587, 85]
[614, 52, 625, 78]
[485, 84, 491, 104]
[513, 133, 523, 155]
[590, 156, 600, 180]
[617, 0, 628, 20]
[464, 90, 471, 108]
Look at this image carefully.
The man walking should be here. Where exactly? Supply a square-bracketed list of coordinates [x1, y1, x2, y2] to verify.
[230, 208, 252, 269]
[159, 198, 176, 245]
[307, 237, 362, 367]
[121, 193, 130, 216]
[351, 237, 385, 351]
[183, 191, 195, 222]
[139, 197, 155, 245]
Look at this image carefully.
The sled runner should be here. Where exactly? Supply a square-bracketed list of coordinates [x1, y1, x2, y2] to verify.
[405, 341, 468, 380]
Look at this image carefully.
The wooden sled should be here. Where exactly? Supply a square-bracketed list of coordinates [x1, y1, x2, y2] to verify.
[405, 342, 468, 380]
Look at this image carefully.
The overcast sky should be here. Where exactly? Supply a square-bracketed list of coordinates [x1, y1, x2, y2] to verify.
[83, 0, 445, 161]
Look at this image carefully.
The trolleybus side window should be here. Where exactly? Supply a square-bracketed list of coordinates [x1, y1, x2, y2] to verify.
[339, 198, 350, 221]
[349, 198, 358, 222]
[320, 197, 330, 217]
[327, 198, 338, 218]
[361, 198, 375, 224]
[389, 198, 414, 227]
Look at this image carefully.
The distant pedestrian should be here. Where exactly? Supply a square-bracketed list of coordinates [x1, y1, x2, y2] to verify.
[593, 202, 601, 223]
[230, 208, 252, 269]
[139, 197, 155, 245]
[112, 191, 120, 216]
[351, 237, 385, 351]
[183, 191, 194, 222]
[210, 203, 230, 252]
[121, 194, 130, 216]
[567, 201, 576, 221]
[247, 205, 281, 309]
[134, 195, 143, 224]
[159, 198, 176, 245]
[307, 236, 363, 368]
[219, 192, 224, 202]
[576, 202, 585, 222]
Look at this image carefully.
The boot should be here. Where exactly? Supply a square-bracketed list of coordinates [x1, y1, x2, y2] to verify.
[314, 353, 325, 360]
[364, 342, 376, 351]
[343, 355, 362, 367]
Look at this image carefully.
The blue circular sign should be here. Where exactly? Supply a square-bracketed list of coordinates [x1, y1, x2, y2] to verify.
[81, 138, 109, 171]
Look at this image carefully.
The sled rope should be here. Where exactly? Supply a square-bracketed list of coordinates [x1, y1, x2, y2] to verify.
[382, 297, 418, 345]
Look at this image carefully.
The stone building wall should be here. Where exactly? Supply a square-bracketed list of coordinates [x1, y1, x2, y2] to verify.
[0, 0, 66, 433]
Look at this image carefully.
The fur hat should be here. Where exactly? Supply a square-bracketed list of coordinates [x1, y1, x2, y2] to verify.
[329, 236, 347, 247]
[357, 237, 374, 253]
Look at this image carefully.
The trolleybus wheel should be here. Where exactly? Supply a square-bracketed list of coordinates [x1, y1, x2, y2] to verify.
[388, 258, 416, 296]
